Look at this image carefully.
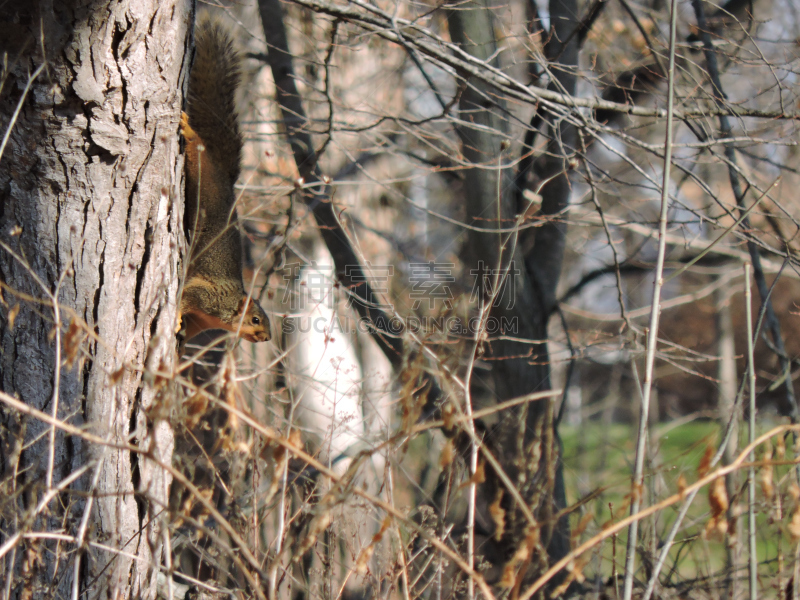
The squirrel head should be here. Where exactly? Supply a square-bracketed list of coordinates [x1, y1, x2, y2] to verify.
[235, 296, 271, 343]
[179, 292, 271, 343]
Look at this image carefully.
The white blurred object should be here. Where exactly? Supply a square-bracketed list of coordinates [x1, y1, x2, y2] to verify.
[288, 241, 391, 482]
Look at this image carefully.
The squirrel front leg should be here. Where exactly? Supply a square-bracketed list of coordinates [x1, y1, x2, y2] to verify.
[177, 112, 196, 336]
[179, 111, 192, 138]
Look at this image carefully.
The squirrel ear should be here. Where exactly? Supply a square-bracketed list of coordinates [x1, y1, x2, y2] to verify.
[237, 296, 250, 315]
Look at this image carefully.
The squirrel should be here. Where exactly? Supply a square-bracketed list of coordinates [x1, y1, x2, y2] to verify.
[178, 18, 270, 344]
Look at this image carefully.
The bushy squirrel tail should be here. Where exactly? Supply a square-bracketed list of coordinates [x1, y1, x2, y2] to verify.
[187, 18, 243, 184]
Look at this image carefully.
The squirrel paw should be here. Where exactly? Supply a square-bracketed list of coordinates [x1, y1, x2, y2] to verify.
[175, 312, 187, 355]
[179, 111, 197, 141]
[177, 329, 187, 357]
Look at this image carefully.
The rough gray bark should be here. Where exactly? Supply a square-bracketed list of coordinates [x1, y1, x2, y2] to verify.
[0, 1, 189, 597]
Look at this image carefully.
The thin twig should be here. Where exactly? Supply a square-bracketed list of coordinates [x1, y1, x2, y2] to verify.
[387, 460, 412, 600]
[0, 63, 44, 163]
[745, 262, 758, 600]
[622, 0, 679, 597]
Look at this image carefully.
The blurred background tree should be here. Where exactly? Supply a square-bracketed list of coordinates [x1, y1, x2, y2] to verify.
[2, 0, 800, 597]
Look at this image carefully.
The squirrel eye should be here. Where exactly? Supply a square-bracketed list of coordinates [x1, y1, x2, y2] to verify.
[252, 316, 260, 325]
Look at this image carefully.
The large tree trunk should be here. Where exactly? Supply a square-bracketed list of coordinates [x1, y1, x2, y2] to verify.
[446, 0, 576, 578]
[0, 1, 189, 597]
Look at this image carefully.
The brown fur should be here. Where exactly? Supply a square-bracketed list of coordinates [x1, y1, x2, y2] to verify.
[179, 19, 270, 344]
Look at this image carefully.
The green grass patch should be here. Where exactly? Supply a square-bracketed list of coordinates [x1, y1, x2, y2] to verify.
[559, 419, 795, 587]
